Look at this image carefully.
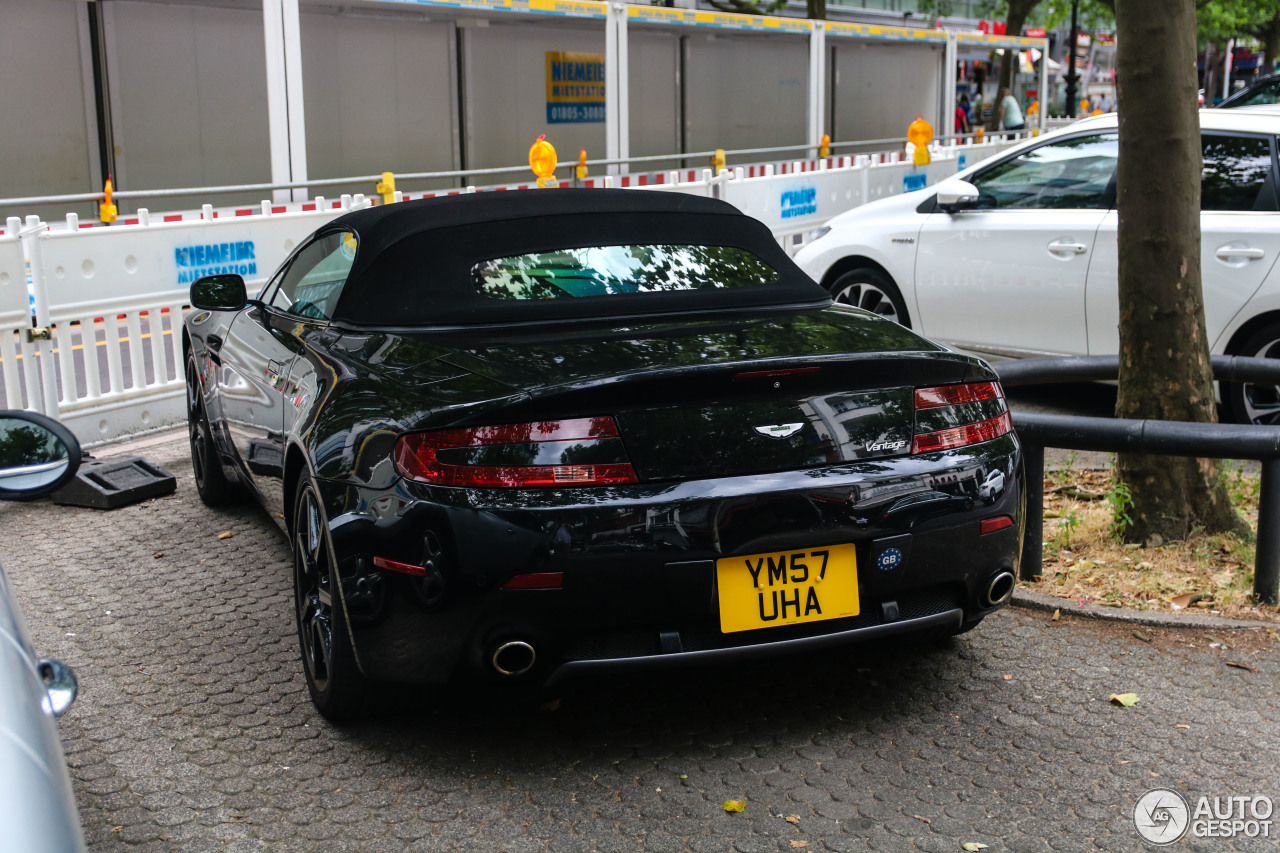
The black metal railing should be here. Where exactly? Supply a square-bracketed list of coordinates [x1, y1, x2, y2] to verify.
[998, 355, 1280, 605]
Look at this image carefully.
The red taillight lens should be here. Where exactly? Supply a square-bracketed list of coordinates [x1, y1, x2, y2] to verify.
[979, 516, 1014, 535]
[912, 381, 1012, 454]
[914, 381, 1002, 409]
[913, 412, 1013, 454]
[394, 416, 638, 487]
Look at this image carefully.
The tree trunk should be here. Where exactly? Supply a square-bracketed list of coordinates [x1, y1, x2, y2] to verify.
[1264, 14, 1280, 76]
[1202, 42, 1217, 106]
[989, 0, 1038, 129]
[1112, 0, 1246, 543]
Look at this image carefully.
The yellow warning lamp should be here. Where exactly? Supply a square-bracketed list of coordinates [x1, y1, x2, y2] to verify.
[819, 134, 831, 158]
[376, 171, 397, 205]
[529, 135, 558, 188]
[576, 148, 588, 180]
[99, 175, 118, 223]
[907, 113, 933, 166]
[712, 148, 726, 174]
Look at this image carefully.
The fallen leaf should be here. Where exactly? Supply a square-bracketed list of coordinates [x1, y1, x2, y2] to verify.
[217, 531, 233, 540]
[1118, 760, 1131, 764]
[1176, 724, 1190, 729]
[1052, 609, 1060, 621]
[1002, 674, 1012, 681]
[913, 815, 932, 823]
[153, 552, 165, 559]
[1151, 772, 1161, 777]
[1132, 630, 1152, 643]
[962, 844, 989, 851]
[679, 774, 688, 780]
[789, 843, 809, 849]
[785, 815, 801, 825]
[1109, 693, 1140, 707]
[1224, 661, 1260, 673]
[111, 827, 123, 834]
[723, 800, 746, 813]
[1169, 592, 1202, 609]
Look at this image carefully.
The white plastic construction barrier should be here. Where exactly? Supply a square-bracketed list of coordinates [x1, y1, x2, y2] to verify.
[5, 134, 1031, 445]
[21, 196, 370, 443]
[0, 226, 38, 410]
[723, 136, 1025, 250]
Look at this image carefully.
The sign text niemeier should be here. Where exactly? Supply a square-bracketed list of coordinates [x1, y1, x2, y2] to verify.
[175, 241, 257, 285]
[545, 51, 606, 124]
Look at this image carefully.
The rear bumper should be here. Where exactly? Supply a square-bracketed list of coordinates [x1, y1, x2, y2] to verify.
[545, 608, 962, 686]
[319, 434, 1022, 685]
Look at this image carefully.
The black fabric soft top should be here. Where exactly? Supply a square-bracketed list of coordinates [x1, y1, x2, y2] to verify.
[324, 189, 830, 327]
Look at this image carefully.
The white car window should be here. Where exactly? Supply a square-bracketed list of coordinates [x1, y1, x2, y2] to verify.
[969, 133, 1118, 210]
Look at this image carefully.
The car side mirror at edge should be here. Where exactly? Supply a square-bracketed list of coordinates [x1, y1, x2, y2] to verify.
[934, 179, 982, 213]
[190, 273, 248, 312]
[0, 410, 81, 500]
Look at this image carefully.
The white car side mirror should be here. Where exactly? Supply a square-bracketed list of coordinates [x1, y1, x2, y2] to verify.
[934, 179, 982, 213]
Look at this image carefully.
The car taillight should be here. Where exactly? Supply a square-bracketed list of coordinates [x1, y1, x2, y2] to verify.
[394, 416, 638, 487]
[912, 381, 1012, 454]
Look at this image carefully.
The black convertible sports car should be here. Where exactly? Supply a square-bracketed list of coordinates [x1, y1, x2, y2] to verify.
[184, 189, 1023, 719]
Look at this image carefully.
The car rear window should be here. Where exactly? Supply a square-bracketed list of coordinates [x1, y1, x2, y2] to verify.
[472, 245, 778, 301]
[333, 210, 829, 327]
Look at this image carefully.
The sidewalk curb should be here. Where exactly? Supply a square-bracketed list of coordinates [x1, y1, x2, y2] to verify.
[1011, 588, 1274, 630]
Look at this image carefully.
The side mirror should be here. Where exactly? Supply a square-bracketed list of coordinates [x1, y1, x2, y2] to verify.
[934, 179, 982, 213]
[191, 274, 248, 312]
[0, 410, 81, 500]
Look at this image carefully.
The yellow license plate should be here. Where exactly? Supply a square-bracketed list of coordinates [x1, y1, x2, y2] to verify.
[715, 544, 860, 633]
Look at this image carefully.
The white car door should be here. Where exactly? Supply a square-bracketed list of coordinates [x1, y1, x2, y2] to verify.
[915, 132, 1118, 357]
[1086, 132, 1280, 355]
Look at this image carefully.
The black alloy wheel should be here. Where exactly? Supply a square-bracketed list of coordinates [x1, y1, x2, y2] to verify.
[1225, 322, 1280, 426]
[828, 268, 911, 327]
[292, 479, 371, 721]
[185, 354, 243, 506]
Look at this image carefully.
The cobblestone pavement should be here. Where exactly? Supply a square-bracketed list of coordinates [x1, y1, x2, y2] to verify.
[4, 434, 1279, 853]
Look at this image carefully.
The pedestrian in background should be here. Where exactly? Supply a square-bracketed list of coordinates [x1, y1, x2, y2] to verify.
[956, 94, 971, 135]
[970, 90, 984, 125]
[996, 86, 1025, 132]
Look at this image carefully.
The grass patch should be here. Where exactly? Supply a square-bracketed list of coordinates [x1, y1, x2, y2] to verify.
[1025, 464, 1280, 622]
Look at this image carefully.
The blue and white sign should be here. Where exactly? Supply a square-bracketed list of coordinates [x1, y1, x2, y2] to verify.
[903, 174, 928, 192]
[876, 547, 903, 571]
[175, 241, 257, 285]
[780, 186, 817, 220]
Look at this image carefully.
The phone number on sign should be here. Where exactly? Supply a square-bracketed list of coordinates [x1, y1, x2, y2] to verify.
[546, 103, 606, 123]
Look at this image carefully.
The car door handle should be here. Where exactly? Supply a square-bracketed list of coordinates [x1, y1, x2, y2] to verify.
[1047, 241, 1088, 255]
[1216, 247, 1265, 260]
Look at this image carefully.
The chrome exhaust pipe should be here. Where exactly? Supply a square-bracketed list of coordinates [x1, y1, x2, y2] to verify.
[491, 640, 536, 676]
[983, 571, 1016, 608]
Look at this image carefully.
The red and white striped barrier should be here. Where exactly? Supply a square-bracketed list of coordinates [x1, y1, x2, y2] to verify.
[3, 134, 1030, 445]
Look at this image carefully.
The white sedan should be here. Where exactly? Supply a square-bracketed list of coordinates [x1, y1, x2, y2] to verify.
[794, 110, 1280, 425]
